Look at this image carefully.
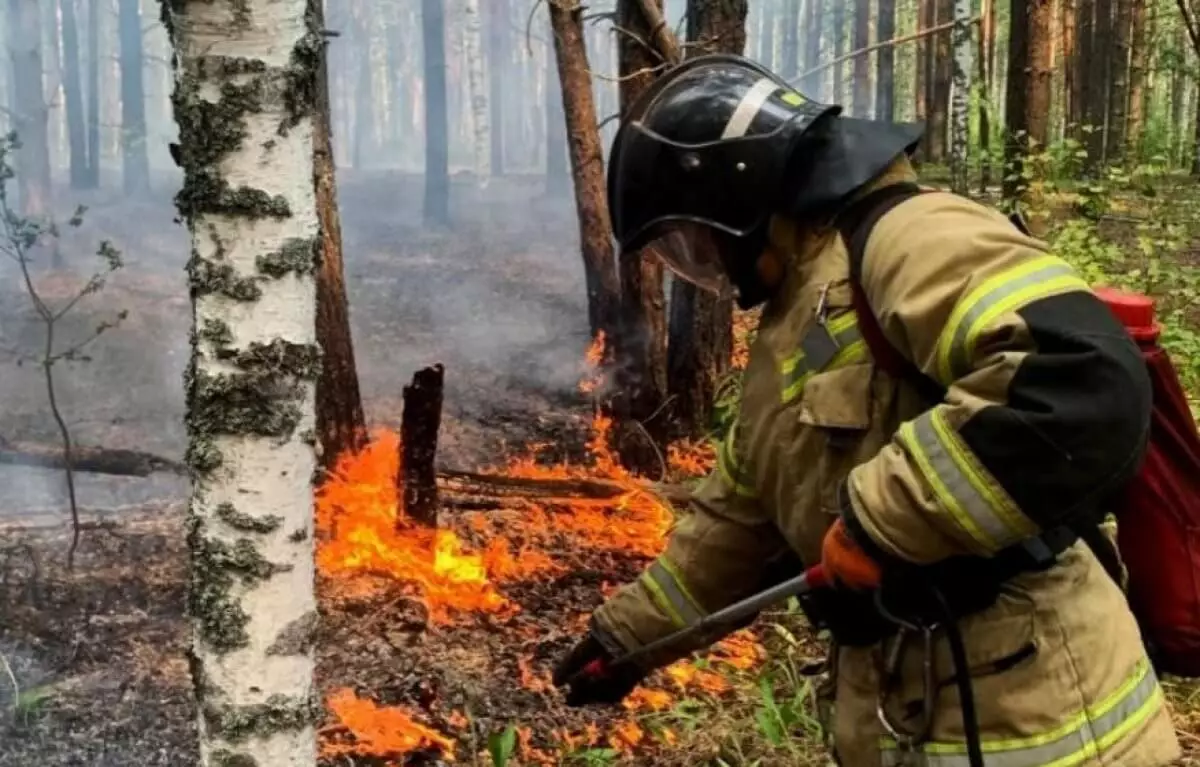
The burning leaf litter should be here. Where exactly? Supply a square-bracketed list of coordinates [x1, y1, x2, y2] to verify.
[317, 333, 768, 763]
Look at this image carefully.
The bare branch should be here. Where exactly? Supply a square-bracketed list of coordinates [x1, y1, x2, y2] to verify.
[793, 17, 981, 83]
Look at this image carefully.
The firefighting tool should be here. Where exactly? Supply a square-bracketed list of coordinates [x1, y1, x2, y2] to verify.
[559, 564, 830, 690]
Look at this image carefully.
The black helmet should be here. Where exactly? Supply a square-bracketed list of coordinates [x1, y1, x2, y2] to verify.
[607, 54, 924, 308]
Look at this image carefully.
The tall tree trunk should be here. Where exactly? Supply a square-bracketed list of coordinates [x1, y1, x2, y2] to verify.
[1073, 0, 1093, 144]
[547, 0, 620, 340]
[423, 0, 450, 225]
[978, 0, 995, 189]
[782, 0, 801, 80]
[1106, 0, 1131, 164]
[949, 0, 972, 191]
[1171, 24, 1186, 166]
[118, 0, 150, 195]
[612, 0, 669, 475]
[6, 0, 51, 217]
[463, 0, 490, 185]
[1062, 0, 1077, 133]
[61, 0, 88, 189]
[85, 0, 101, 188]
[163, 0, 321, 763]
[831, 0, 846, 104]
[929, 0, 953, 162]
[486, 0, 509, 174]
[852, 0, 872, 116]
[313, 0, 366, 469]
[875, 0, 896, 120]
[667, 0, 746, 438]
[802, 0, 823, 97]
[1085, 0, 1111, 169]
[1125, 0, 1148, 163]
[544, 33, 570, 196]
[917, 0, 934, 157]
[1004, 0, 1053, 208]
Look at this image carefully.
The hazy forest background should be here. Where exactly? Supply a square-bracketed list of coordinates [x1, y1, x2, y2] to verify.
[1, 0, 1199, 766]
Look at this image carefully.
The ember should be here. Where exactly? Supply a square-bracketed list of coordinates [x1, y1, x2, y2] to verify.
[324, 688, 457, 762]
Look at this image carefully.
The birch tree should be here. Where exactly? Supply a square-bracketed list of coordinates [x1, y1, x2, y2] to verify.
[162, 0, 322, 764]
[949, 0, 973, 192]
[462, 0, 490, 184]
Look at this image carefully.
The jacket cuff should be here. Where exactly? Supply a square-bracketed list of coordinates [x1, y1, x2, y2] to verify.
[836, 479, 906, 570]
[588, 614, 630, 660]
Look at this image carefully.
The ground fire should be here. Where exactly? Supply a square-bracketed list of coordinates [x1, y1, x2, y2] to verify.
[314, 334, 767, 764]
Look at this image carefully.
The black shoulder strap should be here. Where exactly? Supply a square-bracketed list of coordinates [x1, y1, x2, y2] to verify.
[833, 183, 948, 404]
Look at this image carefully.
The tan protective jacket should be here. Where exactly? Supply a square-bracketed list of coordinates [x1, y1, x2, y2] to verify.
[592, 158, 1182, 766]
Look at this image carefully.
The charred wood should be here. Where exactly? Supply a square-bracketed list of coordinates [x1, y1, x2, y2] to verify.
[400, 364, 445, 528]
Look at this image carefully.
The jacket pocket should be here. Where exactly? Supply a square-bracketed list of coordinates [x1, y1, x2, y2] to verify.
[797, 363, 876, 514]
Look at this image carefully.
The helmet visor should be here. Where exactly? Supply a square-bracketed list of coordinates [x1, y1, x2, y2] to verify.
[638, 220, 735, 299]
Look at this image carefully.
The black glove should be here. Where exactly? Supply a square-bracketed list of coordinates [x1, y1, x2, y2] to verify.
[551, 630, 647, 707]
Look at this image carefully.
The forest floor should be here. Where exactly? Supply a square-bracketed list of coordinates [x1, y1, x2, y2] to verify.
[0, 170, 1199, 766]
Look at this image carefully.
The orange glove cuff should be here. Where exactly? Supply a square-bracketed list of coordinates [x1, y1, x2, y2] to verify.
[822, 518, 883, 590]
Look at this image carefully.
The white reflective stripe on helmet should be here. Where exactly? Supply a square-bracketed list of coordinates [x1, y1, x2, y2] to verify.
[721, 77, 781, 139]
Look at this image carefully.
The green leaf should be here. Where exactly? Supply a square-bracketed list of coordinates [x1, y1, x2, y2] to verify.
[488, 724, 517, 767]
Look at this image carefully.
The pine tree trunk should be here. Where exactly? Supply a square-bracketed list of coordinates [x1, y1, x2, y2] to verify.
[1062, 0, 1076, 133]
[929, 0, 953, 162]
[1074, 0, 1093, 146]
[85, 0, 101, 188]
[1004, 0, 1053, 207]
[1171, 25, 1185, 166]
[978, 0, 995, 189]
[547, 0, 620, 340]
[782, 0, 801, 80]
[7, 0, 51, 217]
[61, 0, 88, 189]
[875, 0, 896, 120]
[917, 0, 934, 157]
[313, 0, 366, 470]
[1085, 0, 1111, 169]
[612, 0, 669, 475]
[118, 0, 150, 195]
[1106, 0, 1131, 164]
[668, 0, 745, 439]
[486, 0, 509, 174]
[463, 0, 490, 185]
[949, 0, 972, 191]
[162, 0, 322, 762]
[423, 0, 450, 225]
[802, 0, 823, 97]
[852, 0, 872, 116]
[1125, 0, 1148, 163]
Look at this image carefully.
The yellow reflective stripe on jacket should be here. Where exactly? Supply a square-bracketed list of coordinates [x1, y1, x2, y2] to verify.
[935, 255, 1092, 382]
[639, 556, 706, 629]
[780, 311, 867, 403]
[896, 408, 1038, 554]
[880, 660, 1164, 767]
[717, 423, 757, 498]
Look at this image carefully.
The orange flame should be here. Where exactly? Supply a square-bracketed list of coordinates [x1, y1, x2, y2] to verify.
[317, 328, 767, 762]
[324, 688, 456, 761]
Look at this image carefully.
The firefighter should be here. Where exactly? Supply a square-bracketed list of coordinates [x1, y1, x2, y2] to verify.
[552, 54, 1182, 766]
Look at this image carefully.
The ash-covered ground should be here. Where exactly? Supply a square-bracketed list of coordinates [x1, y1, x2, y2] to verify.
[0, 171, 607, 766]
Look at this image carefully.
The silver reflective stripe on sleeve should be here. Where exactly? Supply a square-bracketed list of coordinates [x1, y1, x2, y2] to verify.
[880, 660, 1165, 767]
[721, 77, 781, 139]
[640, 557, 706, 629]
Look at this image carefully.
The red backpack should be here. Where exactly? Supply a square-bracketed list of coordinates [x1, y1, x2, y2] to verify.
[837, 183, 1200, 678]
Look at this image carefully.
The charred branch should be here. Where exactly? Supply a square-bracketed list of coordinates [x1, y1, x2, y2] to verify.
[0, 442, 186, 477]
[400, 364, 445, 528]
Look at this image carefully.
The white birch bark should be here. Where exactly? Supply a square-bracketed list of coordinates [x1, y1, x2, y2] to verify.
[950, 0, 973, 193]
[161, 0, 321, 764]
[462, 0, 490, 185]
